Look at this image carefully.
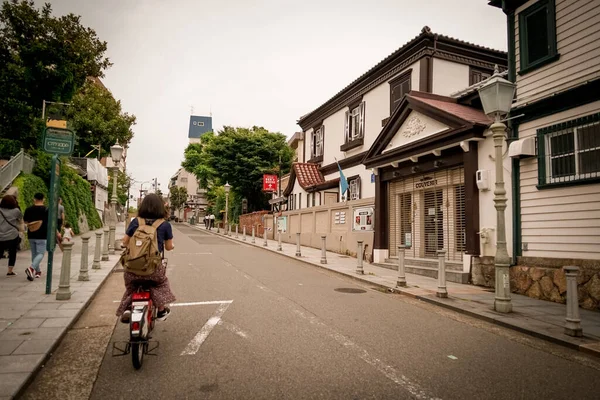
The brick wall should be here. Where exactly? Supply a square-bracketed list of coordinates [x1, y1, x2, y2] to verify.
[239, 211, 269, 236]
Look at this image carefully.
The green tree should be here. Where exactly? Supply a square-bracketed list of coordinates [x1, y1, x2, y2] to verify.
[169, 186, 187, 217]
[67, 80, 136, 157]
[182, 126, 293, 212]
[0, 0, 111, 148]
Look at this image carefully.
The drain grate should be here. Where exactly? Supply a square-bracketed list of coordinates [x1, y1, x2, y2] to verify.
[334, 288, 367, 294]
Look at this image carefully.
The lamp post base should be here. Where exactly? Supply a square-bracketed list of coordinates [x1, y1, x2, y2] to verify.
[494, 264, 513, 313]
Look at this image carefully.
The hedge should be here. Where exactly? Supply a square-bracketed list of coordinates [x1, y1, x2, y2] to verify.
[59, 166, 102, 234]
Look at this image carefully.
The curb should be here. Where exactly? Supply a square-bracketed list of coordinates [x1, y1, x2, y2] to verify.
[186, 224, 600, 359]
[12, 259, 121, 400]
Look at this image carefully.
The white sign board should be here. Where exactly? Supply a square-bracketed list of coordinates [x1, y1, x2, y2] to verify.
[352, 206, 374, 231]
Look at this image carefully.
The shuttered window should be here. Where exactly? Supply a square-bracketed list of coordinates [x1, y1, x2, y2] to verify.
[390, 72, 411, 113]
[344, 102, 365, 143]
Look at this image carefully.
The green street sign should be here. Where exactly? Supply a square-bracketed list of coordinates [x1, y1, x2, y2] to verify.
[43, 127, 74, 155]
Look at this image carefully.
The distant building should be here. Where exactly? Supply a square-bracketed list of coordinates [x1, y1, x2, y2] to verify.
[188, 115, 213, 143]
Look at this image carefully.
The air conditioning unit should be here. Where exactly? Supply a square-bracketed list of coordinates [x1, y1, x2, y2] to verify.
[509, 137, 536, 159]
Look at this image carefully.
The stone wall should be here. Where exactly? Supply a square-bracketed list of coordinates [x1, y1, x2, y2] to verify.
[471, 257, 600, 311]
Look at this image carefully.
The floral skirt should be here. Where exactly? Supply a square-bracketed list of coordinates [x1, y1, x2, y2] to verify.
[116, 260, 176, 316]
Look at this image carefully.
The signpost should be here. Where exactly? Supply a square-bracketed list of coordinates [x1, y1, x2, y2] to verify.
[42, 126, 74, 294]
[262, 174, 278, 193]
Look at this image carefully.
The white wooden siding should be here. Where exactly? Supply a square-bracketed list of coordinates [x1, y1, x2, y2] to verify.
[518, 101, 600, 260]
[514, 0, 600, 107]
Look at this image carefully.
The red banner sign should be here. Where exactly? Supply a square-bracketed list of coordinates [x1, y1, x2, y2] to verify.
[263, 174, 278, 192]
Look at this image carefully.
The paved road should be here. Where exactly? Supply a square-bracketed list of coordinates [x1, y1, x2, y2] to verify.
[84, 224, 599, 399]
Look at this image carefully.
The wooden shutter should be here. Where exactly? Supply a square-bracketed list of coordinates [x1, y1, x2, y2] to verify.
[359, 102, 365, 139]
[344, 111, 350, 142]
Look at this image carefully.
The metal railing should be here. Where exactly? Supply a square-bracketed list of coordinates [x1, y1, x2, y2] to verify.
[0, 149, 35, 194]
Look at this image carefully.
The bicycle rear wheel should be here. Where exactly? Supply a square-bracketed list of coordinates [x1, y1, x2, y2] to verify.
[131, 341, 145, 369]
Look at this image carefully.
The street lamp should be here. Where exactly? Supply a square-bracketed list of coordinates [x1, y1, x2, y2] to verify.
[477, 65, 516, 314]
[109, 141, 124, 254]
[224, 182, 231, 232]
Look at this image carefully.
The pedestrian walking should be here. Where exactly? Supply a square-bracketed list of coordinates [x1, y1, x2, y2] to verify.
[62, 222, 74, 242]
[23, 193, 49, 281]
[209, 213, 215, 230]
[57, 197, 65, 232]
[0, 195, 23, 276]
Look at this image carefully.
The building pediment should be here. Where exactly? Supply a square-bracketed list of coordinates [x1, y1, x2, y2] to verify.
[363, 91, 491, 169]
[383, 111, 450, 154]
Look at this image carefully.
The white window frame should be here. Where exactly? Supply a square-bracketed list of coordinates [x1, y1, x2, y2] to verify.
[344, 102, 365, 143]
[312, 127, 324, 158]
[546, 122, 600, 183]
[348, 177, 360, 201]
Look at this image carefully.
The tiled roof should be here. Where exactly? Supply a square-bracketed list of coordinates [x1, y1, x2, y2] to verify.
[409, 92, 492, 126]
[450, 70, 509, 99]
[294, 163, 325, 189]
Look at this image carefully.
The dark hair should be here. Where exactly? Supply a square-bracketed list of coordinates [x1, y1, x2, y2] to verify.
[65, 222, 71, 228]
[0, 195, 18, 209]
[138, 194, 166, 219]
[34, 193, 44, 201]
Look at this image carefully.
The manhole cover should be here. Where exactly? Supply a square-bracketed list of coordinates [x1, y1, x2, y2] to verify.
[334, 288, 367, 294]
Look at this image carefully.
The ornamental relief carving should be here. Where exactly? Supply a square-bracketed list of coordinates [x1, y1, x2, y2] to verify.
[401, 116, 426, 138]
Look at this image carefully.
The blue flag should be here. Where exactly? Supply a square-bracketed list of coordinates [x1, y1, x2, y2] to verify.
[336, 158, 349, 199]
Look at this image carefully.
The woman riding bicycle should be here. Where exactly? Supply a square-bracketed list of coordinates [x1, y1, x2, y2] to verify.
[117, 194, 175, 323]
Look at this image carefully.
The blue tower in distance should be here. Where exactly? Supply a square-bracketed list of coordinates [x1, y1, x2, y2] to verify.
[188, 115, 212, 143]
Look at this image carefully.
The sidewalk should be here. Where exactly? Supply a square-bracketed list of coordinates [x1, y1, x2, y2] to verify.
[189, 223, 600, 358]
[0, 223, 125, 400]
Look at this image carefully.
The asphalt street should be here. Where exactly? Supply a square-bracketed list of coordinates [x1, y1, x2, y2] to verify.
[77, 224, 600, 399]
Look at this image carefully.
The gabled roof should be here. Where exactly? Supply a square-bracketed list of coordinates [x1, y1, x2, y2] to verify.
[363, 91, 489, 168]
[283, 163, 340, 196]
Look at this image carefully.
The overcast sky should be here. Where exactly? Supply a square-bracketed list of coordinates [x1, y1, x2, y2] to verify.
[47, 0, 507, 195]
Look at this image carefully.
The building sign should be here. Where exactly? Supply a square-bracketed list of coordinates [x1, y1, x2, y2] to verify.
[352, 206, 374, 231]
[414, 176, 438, 190]
[334, 211, 346, 225]
[263, 174, 278, 192]
[43, 127, 74, 155]
[277, 216, 287, 233]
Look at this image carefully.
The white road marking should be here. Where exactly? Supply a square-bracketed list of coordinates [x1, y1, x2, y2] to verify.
[293, 309, 440, 400]
[218, 320, 249, 339]
[181, 302, 232, 356]
[171, 300, 233, 307]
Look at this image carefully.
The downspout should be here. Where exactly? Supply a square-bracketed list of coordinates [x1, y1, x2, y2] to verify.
[504, 7, 521, 266]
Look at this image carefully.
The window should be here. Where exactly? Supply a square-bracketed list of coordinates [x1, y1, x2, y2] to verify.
[299, 193, 302, 209]
[306, 193, 310, 208]
[311, 126, 324, 159]
[469, 68, 492, 86]
[344, 102, 365, 143]
[348, 177, 361, 201]
[455, 185, 466, 252]
[538, 113, 600, 186]
[518, 0, 558, 74]
[390, 71, 411, 113]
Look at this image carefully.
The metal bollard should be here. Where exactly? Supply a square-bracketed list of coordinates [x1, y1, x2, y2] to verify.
[277, 231, 282, 251]
[93, 231, 102, 269]
[228, 225, 232, 237]
[78, 234, 91, 281]
[564, 266, 583, 337]
[243, 226, 247, 241]
[56, 242, 74, 300]
[436, 250, 447, 298]
[397, 245, 407, 287]
[320, 235, 327, 264]
[251, 226, 255, 244]
[356, 241, 364, 274]
[235, 225, 239, 239]
[295, 233, 301, 257]
[102, 226, 109, 261]
[217, 225, 220, 234]
[263, 230, 268, 247]
[109, 225, 116, 255]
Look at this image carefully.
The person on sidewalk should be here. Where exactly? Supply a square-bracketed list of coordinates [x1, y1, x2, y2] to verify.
[0, 195, 23, 276]
[57, 197, 65, 232]
[209, 213, 215, 230]
[117, 193, 176, 323]
[23, 193, 48, 280]
[62, 222, 74, 242]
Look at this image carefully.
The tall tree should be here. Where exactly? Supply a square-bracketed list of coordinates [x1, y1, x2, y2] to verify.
[169, 186, 187, 218]
[0, 0, 111, 148]
[67, 80, 136, 156]
[182, 126, 294, 212]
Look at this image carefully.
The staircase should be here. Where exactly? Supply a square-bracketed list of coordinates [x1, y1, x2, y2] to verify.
[0, 149, 35, 195]
[376, 256, 470, 284]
